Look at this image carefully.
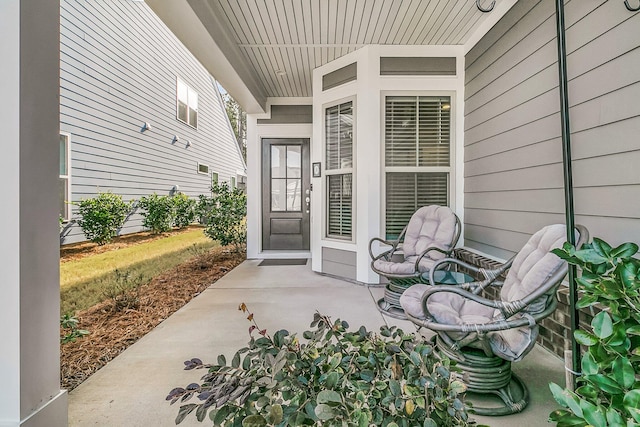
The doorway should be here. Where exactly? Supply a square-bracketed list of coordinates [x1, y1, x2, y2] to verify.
[261, 138, 310, 250]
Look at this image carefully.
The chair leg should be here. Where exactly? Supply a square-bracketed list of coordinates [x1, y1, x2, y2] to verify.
[435, 336, 529, 416]
[376, 277, 421, 320]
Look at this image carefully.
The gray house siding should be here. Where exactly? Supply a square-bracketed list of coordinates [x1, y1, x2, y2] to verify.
[60, 0, 245, 243]
[464, 0, 640, 259]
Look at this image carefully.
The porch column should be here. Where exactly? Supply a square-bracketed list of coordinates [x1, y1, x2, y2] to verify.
[0, 1, 67, 426]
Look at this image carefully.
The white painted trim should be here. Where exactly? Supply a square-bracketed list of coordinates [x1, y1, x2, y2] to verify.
[378, 90, 457, 239]
[0, 0, 21, 421]
[464, 0, 519, 54]
[59, 132, 72, 221]
[19, 390, 67, 427]
[245, 116, 312, 259]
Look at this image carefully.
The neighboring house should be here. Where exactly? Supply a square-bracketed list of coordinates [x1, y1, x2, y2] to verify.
[59, 0, 246, 244]
[147, 0, 639, 282]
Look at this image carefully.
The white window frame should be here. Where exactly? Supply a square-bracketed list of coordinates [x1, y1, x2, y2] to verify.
[381, 91, 455, 239]
[197, 162, 209, 175]
[59, 132, 72, 221]
[323, 96, 356, 242]
[176, 77, 198, 129]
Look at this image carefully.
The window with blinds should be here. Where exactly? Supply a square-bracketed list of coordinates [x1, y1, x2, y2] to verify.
[325, 101, 353, 239]
[384, 96, 451, 240]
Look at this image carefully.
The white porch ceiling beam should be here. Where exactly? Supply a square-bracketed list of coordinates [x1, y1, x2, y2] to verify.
[145, 0, 268, 114]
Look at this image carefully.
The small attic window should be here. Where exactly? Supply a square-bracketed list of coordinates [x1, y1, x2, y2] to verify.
[197, 163, 209, 174]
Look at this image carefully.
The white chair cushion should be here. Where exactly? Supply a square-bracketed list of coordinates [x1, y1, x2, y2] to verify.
[400, 285, 538, 362]
[400, 224, 575, 362]
[501, 224, 570, 314]
[373, 255, 437, 275]
[402, 206, 457, 260]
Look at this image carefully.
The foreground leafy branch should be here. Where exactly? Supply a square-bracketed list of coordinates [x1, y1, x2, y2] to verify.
[167, 304, 472, 426]
[549, 238, 640, 427]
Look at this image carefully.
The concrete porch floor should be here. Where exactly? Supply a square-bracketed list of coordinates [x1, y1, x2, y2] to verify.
[68, 260, 565, 426]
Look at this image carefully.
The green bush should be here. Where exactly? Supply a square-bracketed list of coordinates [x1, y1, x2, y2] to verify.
[549, 238, 640, 427]
[138, 193, 176, 234]
[168, 305, 471, 426]
[60, 314, 89, 344]
[75, 192, 132, 245]
[202, 182, 247, 251]
[173, 193, 197, 229]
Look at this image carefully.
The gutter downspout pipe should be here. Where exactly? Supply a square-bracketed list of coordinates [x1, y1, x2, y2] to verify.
[554, 0, 580, 384]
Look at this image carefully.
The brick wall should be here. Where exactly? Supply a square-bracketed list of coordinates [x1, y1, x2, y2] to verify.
[453, 248, 597, 359]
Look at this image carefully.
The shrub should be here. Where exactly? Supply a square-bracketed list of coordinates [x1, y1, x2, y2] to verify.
[173, 193, 197, 229]
[102, 269, 146, 312]
[202, 182, 247, 251]
[60, 314, 89, 344]
[138, 193, 176, 234]
[167, 304, 471, 426]
[549, 238, 640, 427]
[75, 192, 132, 245]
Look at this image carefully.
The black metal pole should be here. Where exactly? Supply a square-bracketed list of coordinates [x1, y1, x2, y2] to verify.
[554, 0, 580, 379]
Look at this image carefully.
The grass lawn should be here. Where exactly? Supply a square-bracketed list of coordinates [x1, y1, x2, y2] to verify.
[60, 229, 218, 315]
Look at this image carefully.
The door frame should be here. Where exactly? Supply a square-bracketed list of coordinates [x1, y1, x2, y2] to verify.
[261, 138, 311, 251]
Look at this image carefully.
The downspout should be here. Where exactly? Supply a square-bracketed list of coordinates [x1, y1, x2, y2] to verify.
[554, 0, 580, 385]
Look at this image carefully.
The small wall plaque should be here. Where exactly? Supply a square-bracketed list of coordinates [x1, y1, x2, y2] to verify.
[312, 162, 321, 178]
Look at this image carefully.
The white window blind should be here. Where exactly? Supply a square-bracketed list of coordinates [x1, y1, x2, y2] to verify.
[325, 101, 353, 239]
[385, 96, 450, 167]
[384, 96, 451, 239]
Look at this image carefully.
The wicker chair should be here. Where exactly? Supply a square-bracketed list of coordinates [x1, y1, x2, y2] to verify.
[400, 224, 589, 415]
[369, 205, 461, 318]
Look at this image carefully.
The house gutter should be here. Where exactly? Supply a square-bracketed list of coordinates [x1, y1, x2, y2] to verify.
[554, 0, 580, 383]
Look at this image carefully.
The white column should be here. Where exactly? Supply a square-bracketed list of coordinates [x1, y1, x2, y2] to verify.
[0, 1, 67, 426]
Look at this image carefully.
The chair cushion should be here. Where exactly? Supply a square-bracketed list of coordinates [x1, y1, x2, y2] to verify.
[400, 224, 577, 362]
[373, 255, 437, 276]
[400, 285, 538, 362]
[500, 224, 569, 314]
[402, 206, 457, 260]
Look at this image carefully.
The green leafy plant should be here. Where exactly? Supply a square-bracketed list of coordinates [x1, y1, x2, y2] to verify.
[167, 304, 471, 426]
[202, 182, 247, 252]
[74, 192, 133, 245]
[549, 238, 640, 427]
[173, 193, 198, 229]
[138, 193, 176, 234]
[102, 269, 146, 312]
[60, 314, 89, 344]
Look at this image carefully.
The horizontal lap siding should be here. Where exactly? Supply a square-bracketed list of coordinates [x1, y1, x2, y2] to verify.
[60, 0, 245, 243]
[464, 0, 640, 258]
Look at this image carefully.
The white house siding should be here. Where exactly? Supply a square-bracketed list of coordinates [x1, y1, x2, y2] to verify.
[60, 0, 245, 244]
[464, 0, 640, 259]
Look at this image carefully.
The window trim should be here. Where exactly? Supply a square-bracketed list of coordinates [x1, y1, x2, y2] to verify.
[176, 77, 199, 129]
[323, 96, 356, 242]
[380, 91, 455, 238]
[59, 132, 72, 222]
[197, 162, 210, 175]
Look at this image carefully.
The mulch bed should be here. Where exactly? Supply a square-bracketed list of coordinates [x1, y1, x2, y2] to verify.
[60, 242, 245, 391]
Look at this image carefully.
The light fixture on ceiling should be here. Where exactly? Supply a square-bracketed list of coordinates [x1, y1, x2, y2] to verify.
[275, 69, 287, 77]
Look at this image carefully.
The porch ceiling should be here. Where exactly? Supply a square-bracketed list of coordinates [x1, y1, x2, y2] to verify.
[146, 0, 514, 112]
